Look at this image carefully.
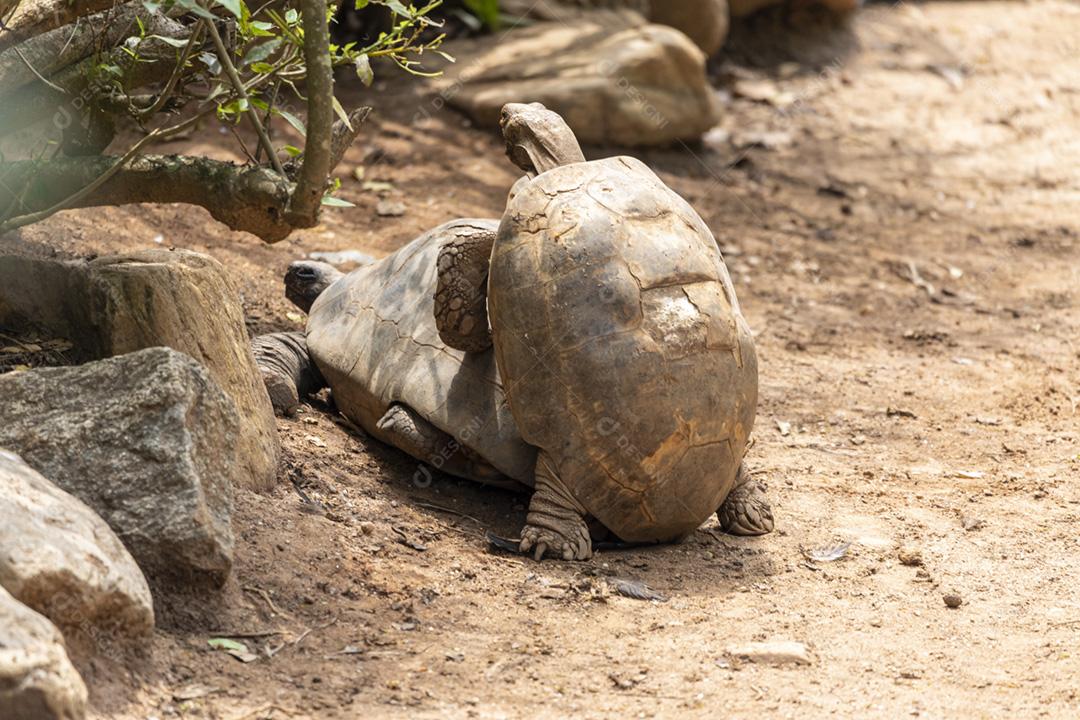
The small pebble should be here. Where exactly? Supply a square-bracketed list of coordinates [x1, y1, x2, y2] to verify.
[898, 546, 923, 566]
[943, 593, 963, 608]
[359, 521, 374, 535]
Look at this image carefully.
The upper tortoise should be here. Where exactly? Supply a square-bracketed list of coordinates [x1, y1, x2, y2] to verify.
[432, 103, 773, 560]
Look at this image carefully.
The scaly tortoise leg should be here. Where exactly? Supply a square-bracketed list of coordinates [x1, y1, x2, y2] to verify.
[251, 331, 325, 416]
[717, 463, 775, 536]
[434, 224, 497, 353]
[520, 451, 592, 561]
[375, 403, 515, 488]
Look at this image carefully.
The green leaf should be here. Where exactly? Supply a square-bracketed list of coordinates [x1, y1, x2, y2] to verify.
[249, 61, 274, 74]
[353, 54, 373, 86]
[214, 0, 243, 18]
[148, 34, 190, 48]
[331, 96, 352, 130]
[284, 8, 298, 24]
[275, 108, 306, 137]
[283, 144, 302, 157]
[321, 194, 355, 207]
[208, 637, 258, 663]
[384, 0, 410, 16]
[355, 0, 369, 8]
[244, 37, 283, 65]
[175, 0, 216, 20]
[208, 638, 247, 652]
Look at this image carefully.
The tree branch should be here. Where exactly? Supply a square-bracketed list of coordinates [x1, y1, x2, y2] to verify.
[0, 0, 118, 53]
[0, 130, 162, 233]
[202, 11, 286, 177]
[284, 0, 334, 227]
[0, 155, 297, 242]
[0, 12, 195, 137]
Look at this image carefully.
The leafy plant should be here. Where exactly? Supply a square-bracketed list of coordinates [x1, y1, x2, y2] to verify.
[0, 0, 447, 240]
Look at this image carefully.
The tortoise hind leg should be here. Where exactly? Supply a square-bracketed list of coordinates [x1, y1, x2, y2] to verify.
[252, 331, 325, 416]
[434, 224, 496, 352]
[717, 464, 775, 536]
[520, 452, 592, 561]
[375, 403, 520, 489]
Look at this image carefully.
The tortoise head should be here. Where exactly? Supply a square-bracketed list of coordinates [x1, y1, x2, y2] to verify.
[285, 260, 343, 313]
[499, 102, 585, 177]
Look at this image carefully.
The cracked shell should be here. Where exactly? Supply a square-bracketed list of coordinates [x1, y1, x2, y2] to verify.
[488, 156, 757, 542]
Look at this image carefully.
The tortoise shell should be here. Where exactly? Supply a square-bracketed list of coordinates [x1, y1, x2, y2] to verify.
[487, 156, 757, 541]
[306, 219, 535, 484]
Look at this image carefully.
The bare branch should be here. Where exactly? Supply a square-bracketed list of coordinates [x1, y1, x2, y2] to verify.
[284, 0, 334, 227]
[0, 155, 297, 242]
[283, 107, 370, 181]
[0, 0, 117, 53]
[0, 130, 161, 232]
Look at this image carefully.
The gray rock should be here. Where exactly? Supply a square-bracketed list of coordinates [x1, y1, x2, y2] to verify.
[0, 347, 237, 585]
[0, 585, 87, 720]
[0, 450, 154, 641]
[438, 11, 720, 146]
[0, 249, 280, 492]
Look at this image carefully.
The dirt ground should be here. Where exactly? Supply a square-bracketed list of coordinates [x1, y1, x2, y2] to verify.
[5, 1, 1080, 717]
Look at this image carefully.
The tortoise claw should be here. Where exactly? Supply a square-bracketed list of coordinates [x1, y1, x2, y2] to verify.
[519, 524, 591, 561]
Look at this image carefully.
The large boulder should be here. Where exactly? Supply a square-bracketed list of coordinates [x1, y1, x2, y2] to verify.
[648, 0, 729, 55]
[0, 586, 87, 720]
[498, 0, 730, 55]
[0, 347, 237, 586]
[438, 11, 721, 146]
[0, 449, 154, 641]
[0, 249, 279, 491]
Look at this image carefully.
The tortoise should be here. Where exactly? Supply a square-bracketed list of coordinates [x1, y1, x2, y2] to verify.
[252, 219, 535, 490]
[432, 102, 773, 560]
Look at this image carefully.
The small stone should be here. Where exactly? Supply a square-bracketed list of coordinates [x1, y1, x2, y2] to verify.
[898, 546, 923, 566]
[375, 200, 406, 217]
[725, 641, 812, 666]
[943, 593, 963, 609]
[359, 521, 375, 535]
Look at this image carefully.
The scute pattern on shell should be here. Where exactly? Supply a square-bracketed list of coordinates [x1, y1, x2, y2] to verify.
[488, 156, 757, 542]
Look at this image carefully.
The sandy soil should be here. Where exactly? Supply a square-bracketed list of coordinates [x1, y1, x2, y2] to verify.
[5, 1, 1080, 717]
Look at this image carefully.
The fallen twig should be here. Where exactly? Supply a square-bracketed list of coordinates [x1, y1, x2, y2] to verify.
[411, 499, 484, 526]
[242, 586, 284, 616]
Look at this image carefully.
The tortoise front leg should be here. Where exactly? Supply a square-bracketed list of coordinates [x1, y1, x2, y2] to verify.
[717, 464, 775, 536]
[520, 452, 592, 561]
[434, 224, 496, 353]
[252, 331, 325, 415]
